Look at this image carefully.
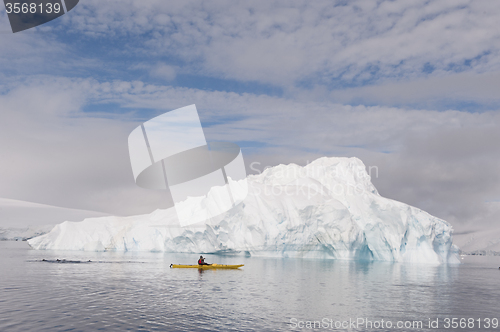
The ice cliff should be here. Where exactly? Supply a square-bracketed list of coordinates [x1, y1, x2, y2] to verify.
[28, 157, 460, 264]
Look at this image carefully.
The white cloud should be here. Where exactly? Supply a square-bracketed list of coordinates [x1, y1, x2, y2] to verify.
[366, 123, 500, 229]
[1, 0, 500, 230]
[4, 1, 500, 108]
[0, 78, 168, 216]
[149, 63, 176, 81]
[59, 0, 500, 89]
[0, 77, 499, 228]
[327, 71, 500, 108]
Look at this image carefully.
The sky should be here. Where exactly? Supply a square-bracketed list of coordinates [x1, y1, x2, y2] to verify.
[0, 0, 499, 231]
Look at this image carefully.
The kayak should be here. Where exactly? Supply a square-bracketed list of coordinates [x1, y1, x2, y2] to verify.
[170, 264, 244, 269]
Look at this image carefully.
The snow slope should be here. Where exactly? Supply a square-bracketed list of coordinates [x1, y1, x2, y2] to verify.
[453, 228, 500, 255]
[0, 198, 108, 240]
[28, 157, 460, 264]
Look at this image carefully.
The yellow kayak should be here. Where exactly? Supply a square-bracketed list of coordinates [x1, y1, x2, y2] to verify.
[170, 264, 244, 269]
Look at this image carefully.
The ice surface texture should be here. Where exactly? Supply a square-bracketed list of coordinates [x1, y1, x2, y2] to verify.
[28, 157, 460, 264]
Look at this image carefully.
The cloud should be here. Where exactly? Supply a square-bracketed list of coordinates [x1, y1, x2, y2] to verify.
[1, 77, 499, 228]
[149, 63, 176, 81]
[57, 0, 500, 89]
[366, 123, 500, 230]
[0, 33, 68, 78]
[1, 1, 499, 231]
[0, 78, 170, 216]
[328, 71, 500, 110]
[4, 1, 499, 108]
[129, 62, 177, 82]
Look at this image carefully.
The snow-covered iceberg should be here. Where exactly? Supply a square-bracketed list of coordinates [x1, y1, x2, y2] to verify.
[28, 157, 460, 264]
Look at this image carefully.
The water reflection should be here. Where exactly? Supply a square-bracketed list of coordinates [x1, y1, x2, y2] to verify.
[1, 242, 500, 332]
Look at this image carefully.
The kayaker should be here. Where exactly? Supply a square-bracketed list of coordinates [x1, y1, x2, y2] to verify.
[198, 255, 209, 265]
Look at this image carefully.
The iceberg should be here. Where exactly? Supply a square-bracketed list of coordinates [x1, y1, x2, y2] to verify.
[28, 157, 460, 264]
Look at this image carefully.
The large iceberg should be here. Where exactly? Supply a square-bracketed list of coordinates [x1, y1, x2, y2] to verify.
[28, 157, 460, 264]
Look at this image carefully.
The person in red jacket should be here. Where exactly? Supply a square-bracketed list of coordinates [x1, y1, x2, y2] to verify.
[198, 255, 209, 265]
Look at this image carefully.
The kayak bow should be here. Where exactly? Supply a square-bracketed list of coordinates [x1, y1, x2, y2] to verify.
[170, 264, 244, 269]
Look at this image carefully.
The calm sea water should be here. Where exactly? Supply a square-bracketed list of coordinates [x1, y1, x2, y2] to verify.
[0, 241, 499, 332]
